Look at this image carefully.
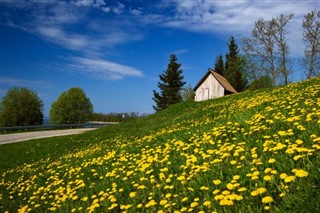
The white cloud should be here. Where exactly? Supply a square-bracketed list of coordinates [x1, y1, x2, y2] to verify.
[130, 8, 143, 16]
[73, 0, 95, 7]
[36, 26, 90, 50]
[161, 0, 319, 56]
[101, 6, 111, 13]
[68, 57, 144, 80]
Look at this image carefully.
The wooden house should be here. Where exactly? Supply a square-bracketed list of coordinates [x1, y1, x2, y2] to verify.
[193, 68, 237, 101]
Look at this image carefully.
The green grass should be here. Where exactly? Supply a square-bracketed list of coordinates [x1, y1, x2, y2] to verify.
[0, 77, 319, 213]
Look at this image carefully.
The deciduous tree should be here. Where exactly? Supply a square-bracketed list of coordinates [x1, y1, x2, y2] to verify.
[181, 84, 195, 102]
[302, 10, 320, 79]
[242, 14, 294, 86]
[50, 87, 93, 124]
[0, 87, 43, 127]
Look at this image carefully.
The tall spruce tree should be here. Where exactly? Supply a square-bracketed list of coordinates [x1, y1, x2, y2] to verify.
[214, 54, 225, 76]
[225, 37, 248, 92]
[153, 54, 186, 111]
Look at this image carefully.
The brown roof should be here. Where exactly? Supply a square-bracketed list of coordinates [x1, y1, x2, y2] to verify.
[193, 68, 237, 94]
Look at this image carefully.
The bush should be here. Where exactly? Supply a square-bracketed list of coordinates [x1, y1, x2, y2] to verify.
[249, 75, 273, 90]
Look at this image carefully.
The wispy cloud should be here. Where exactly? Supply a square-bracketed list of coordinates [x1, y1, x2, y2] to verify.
[68, 57, 144, 80]
[173, 49, 189, 55]
[72, 0, 126, 14]
[163, 0, 317, 34]
[1, 0, 145, 80]
[36, 26, 90, 50]
[160, 0, 319, 56]
[0, 77, 46, 87]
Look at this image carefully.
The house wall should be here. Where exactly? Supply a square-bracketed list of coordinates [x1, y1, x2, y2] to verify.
[195, 74, 225, 101]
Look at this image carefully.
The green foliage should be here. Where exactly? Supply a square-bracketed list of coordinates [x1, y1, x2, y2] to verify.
[214, 54, 225, 76]
[153, 54, 186, 111]
[0, 87, 43, 127]
[91, 112, 148, 122]
[181, 84, 195, 101]
[225, 37, 248, 92]
[249, 75, 274, 90]
[50, 87, 93, 124]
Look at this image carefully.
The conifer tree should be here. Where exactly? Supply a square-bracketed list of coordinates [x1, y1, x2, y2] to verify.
[214, 54, 224, 76]
[153, 54, 186, 111]
[225, 37, 248, 92]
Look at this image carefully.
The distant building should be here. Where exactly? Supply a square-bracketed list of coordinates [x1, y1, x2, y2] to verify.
[193, 68, 237, 101]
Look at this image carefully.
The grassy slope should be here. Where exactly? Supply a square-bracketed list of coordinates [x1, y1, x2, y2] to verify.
[0, 77, 319, 212]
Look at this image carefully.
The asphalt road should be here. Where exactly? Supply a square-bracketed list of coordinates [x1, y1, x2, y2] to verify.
[0, 128, 97, 145]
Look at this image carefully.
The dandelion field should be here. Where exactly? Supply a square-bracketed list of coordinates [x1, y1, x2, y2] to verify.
[1, 78, 320, 212]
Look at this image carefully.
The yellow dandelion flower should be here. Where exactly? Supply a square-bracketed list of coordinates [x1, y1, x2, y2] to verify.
[190, 202, 198, 208]
[181, 197, 188, 202]
[129, 192, 136, 198]
[160, 200, 168, 206]
[214, 194, 225, 200]
[263, 175, 273, 181]
[257, 187, 267, 194]
[236, 195, 243, 201]
[280, 173, 288, 179]
[251, 190, 258, 196]
[279, 192, 286, 197]
[212, 189, 220, 194]
[200, 186, 209, 191]
[251, 175, 259, 180]
[212, 179, 221, 185]
[271, 170, 278, 174]
[108, 203, 118, 210]
[268, 158, 276, 163]
[264, 206, 271, 211]
[294, 169, 309, 177]
[262, 196, 274, 203]
[203, 201, 211, 206]
[284, 176, 296, 183]
[230, 160, 237, 165]
[238, 187, 247, 192]
[293, 155, 303, 161]
[145, 200, 157, 208]
[222, 190, 230, 195]
[264, 168, 272, 173]
[219, 199, 234, 206]
[233, 175, 240, 180]
[226, 183, 234, 190]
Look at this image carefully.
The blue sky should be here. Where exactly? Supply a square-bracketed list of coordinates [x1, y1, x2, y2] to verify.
[0, 0, 318, 116]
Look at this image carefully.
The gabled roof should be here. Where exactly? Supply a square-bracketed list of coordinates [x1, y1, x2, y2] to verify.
[193, 68, 237, 94]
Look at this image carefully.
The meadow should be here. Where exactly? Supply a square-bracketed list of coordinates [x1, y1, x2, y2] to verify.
[0, 77, 319, 213]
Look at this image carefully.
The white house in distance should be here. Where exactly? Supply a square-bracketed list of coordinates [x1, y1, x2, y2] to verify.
[193, 68, 237, 101]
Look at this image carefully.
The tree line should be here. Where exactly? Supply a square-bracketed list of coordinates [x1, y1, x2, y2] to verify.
[0, 87, 146, 127]
[153, 10, 319, 111]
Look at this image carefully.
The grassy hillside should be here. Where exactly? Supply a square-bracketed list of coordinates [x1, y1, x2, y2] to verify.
[0, 77, 319, 213]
